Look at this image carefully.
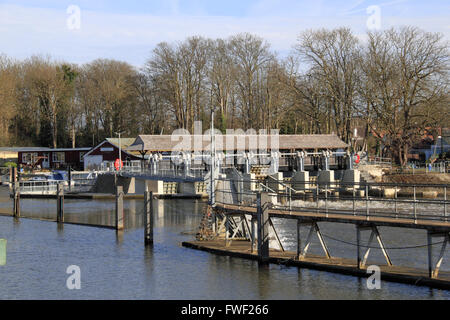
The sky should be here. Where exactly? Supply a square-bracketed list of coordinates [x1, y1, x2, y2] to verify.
[0, 0, 448, 67]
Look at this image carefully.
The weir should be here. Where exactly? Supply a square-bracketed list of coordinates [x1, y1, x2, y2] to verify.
[3, 132, 450, 290]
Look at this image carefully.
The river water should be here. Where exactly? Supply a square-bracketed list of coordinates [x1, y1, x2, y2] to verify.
[0, 186, 448, 300]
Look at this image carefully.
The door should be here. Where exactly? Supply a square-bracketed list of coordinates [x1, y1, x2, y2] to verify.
[42, 153, 50, 169]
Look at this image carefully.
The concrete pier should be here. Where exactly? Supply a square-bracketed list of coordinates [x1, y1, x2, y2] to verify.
[317, 170, 335, 187]
[292, 171, 310, 190]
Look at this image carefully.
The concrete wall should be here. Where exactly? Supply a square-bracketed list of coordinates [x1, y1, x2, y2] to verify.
[267, 172, 284, 192]
[94, 174, 133, 194]
[341, 170, 360, 185]
[94, 174, 166, 195]
[243, 173, 256, 192]
[317, 170, 335, 187]
[292, 171, 310, 190]
[179, 182, 197, 195]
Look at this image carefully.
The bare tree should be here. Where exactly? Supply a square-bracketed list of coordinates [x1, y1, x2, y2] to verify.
[361, 27, 449, 166]
[295, 28, 361, 142]
[229, 33, 274, 129]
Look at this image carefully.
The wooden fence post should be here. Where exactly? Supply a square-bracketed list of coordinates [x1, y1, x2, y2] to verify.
[57, 183, 64, 223]
[144, 185, 154, 245]
[116, 186, 124, 230]
[257, 192, 270, 264]
[13, 182, 20, 218]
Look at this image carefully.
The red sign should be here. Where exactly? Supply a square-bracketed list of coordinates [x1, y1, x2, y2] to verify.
[114, 159, 123, 171]
[354, 154, 361, 164]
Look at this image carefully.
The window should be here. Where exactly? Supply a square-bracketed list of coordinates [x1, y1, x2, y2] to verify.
[52, 152, 65, 163]
[22, 152, 38, 164]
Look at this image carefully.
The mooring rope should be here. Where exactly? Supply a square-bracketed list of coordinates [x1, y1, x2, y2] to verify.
[321, 233, 447, 250]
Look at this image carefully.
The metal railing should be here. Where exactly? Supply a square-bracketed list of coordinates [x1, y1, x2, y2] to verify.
[390, 162, 450, 175]
[214, 177, 450, 223]
[115, 160, 211, 180]
[14, 176, 97, 195]
[364, 156, 393, 167]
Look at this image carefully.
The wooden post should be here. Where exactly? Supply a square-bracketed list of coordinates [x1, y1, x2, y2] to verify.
[116, 185, 124, 231]
[297, 220, 302, 260]
[356, 225, 361, 269]
[13, 182, 20, 218]
[144, 186, 153, 245]
[251, 216, 256, 253]
[68, 166, 72, 192]
[13, 167, 17, 183]
[9, 167, 13, 193]
[257, 192, 270, 264]
[427, 231, 433, 278]
[57, 183, 64, 223]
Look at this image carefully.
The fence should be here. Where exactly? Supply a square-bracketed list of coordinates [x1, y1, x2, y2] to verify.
[117, 160, 211, 180]
[214, 176, 450, 223]
[364, 156, 393, 167]
[15, 175, 97, 195]
[390, 162, 450, 175]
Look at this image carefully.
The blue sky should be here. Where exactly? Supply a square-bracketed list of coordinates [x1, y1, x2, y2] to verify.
[0, 0, 448, 67]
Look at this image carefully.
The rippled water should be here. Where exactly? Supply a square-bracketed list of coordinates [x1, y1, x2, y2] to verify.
[0, 186, 449, 300]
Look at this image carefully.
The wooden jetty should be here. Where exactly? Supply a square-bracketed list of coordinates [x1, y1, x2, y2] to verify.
[183, 190, 450, 290]
[182, 239, 450, 290]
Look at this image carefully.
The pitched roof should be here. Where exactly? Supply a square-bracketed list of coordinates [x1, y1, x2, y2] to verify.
[0, 147, 91, 152]
[83, 138, 142, 158]
[106, 138, 137, 150]
[127, 134, 348, 152]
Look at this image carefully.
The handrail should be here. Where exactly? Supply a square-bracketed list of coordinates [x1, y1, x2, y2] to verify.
[214, 177, 450, 223]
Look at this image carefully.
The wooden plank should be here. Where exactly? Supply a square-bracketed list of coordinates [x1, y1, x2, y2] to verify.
[182, 240, 450, 290]
[216, 204, 450, 231]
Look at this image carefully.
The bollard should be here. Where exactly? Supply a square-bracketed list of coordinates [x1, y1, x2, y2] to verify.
[0, 239, 6, 266]
[57, 183, 64, 223]
[13, 182, 20, 218]
[144, 189, 154, 245]
[115, 186, 124, 231]
[257, 192, 270, 264]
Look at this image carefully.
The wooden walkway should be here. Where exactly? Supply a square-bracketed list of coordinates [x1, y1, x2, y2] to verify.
[217, 204, 450, 232]
[182, 239, 450, 290]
